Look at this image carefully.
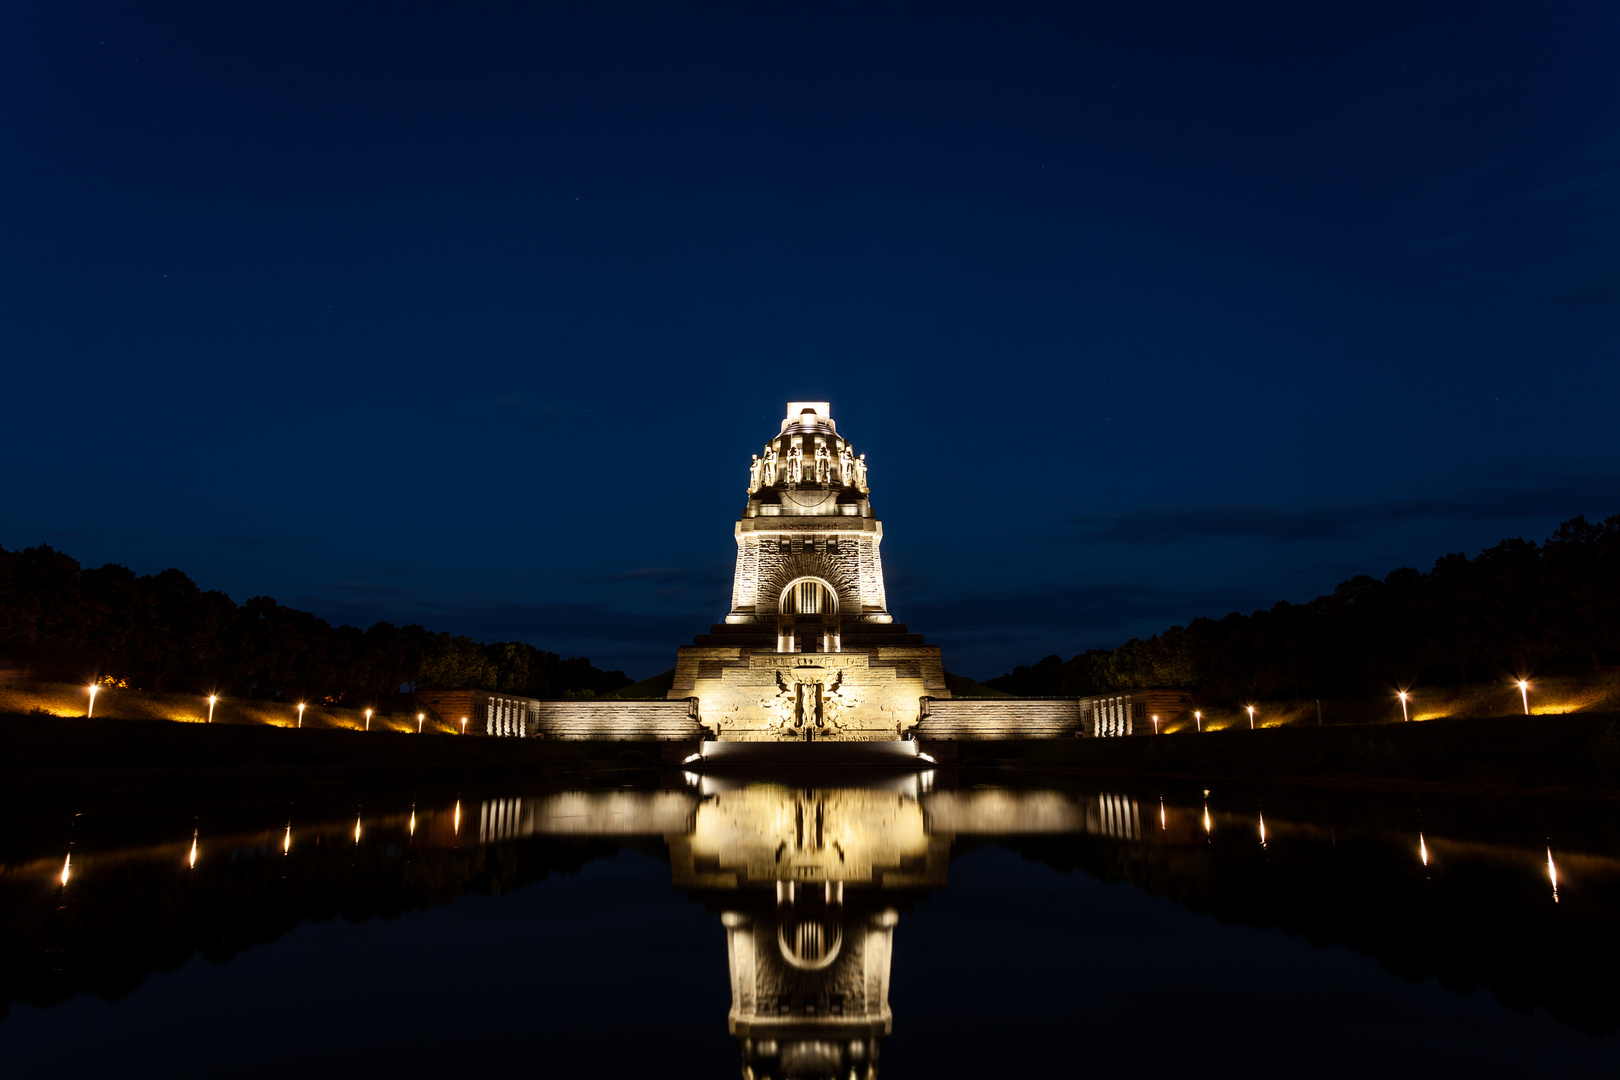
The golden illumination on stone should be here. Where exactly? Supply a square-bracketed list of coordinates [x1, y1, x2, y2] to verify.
[681, 786, 931, 887]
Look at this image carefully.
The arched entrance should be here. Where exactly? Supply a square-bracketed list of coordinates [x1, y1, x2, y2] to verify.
[777, 576, 840, 653]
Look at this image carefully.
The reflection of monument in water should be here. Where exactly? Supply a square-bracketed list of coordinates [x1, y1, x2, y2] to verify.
[485, 779, 1123, 1079]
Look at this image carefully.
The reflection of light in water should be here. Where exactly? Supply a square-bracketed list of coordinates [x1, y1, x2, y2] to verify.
[1419, 833, 1428, 866]
[1159, 797, 1166, 830]
[409, 807, 416, 837]
[1258, 813, 1266, 847]
[354, 813, 362, 845]
[1203, 806, 1212, 835]
[60, 853, 71, 886]
[1548, 847, 1559, 903]
[188, 830, 198, 869]
[454, 800, 461, 834]
[1095, 794, 1140, 839]
[283, 824, 291, 854]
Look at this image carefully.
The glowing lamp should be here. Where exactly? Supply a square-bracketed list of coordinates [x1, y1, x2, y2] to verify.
[1518, 680, 1530, 715]
[207, 694, 218, 723]
[297, 702, 306, 728]
[417, 712, 424, 733]
[1245, 705, 1256, 729]
[86, 684, 98, 718]
[1194, 710, 1202, 733]
[1398, 690, 1409, 722]
[364, 708, 372, 731]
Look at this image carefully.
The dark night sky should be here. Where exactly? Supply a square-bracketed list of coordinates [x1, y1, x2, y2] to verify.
[4, 1, 1619, 679]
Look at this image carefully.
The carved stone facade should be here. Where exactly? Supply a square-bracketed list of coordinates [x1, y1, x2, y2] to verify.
[674, 403, 948, 740]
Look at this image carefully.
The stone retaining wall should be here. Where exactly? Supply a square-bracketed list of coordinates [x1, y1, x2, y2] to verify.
[913, 698, 1082, 740]
[532, 700, 706, 741]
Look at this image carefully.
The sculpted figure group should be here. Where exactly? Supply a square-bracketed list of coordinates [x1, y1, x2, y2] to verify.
[747, 442, 868, 493]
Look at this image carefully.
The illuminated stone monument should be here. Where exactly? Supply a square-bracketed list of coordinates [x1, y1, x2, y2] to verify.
[670, 402, 950, 741]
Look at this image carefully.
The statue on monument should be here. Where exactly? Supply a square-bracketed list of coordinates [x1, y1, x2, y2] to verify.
[814, 444, 831, 483]
[787, 444, 803, 484]
[838, 444, 854, 485]
[762, 446, 778, 486]
[855, 453, 868, 492]
[748, 454, 762, 492]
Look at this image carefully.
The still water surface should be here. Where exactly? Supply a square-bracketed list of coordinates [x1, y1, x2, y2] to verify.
[3, 771, 1617, 1076]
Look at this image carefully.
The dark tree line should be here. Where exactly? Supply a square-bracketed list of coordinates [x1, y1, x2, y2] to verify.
[987, 514, 1620, 701]
[0, 545, 631, 704]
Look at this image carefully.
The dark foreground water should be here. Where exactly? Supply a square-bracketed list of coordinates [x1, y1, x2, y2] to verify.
[3, 770, 1618, 1077]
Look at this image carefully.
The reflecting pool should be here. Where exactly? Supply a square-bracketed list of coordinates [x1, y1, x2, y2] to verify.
[3, 771, 1619, 1076]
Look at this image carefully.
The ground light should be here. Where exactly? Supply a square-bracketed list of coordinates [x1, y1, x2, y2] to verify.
[364, 708, 372, 731]
[1246, 705, 1256, 729]
[207, 694, 217, 723]
[86, 684, 97, 717]
[461, 716, 468, 734]
[1152, 713, 1160, 734]
[1398, 691, 1409, 722]
[417, 713, 424, 733]
[1194, 710, 1202, 732]
[297, 702, 306, 728]
[1519, 679, 1531, 715]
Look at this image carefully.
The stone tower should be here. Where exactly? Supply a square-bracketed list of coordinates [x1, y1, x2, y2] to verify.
[669, 402, 949, 740]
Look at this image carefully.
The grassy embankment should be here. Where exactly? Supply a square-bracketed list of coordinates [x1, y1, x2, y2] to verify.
[0, 711, 663, 801]
[956, 711, 1620, 793]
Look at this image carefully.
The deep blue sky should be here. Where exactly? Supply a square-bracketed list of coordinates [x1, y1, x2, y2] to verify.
[4, 1, 1619, 680]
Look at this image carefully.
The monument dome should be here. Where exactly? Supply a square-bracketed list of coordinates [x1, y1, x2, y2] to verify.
[670, 402, 949, 740]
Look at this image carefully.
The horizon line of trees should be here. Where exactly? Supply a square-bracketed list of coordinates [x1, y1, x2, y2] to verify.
[0, 545, 631, 705]
[986, 513, 1620, 701]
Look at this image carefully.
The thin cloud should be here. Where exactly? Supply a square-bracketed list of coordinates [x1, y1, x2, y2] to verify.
[1065, 479, 1620, 546]
[215, 533, 328, 547]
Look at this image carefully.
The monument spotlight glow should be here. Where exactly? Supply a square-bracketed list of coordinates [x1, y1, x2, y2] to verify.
[364, 708, 372, 731]
[1398, 690, 1409, 722]
[1518, 680, 1531, 715]
[1152, 714, 1160, 734]
[1246, 705, 1256, 729]
[207, 694, 217, 723]
[417, 712, 424, 733]
[297, 702, 306, 728]
[461, 716, 468, 734]
[1194, 710, 1202, 732]
[86, 684, 97, 717]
